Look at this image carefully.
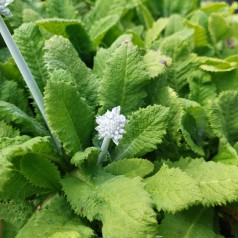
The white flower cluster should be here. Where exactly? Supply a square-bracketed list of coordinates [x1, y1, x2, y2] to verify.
[96, 106, 128, 145]
[0, 0, 14, 17]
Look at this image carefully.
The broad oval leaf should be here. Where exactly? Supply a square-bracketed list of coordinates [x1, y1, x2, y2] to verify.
[145, 164, 201, 213]
[21, 154, 61, 191]
[44, 36, 98, 107]
[0, 101, 48, 136]
[16, 196, 95, 238]
[208, 90, 238, 145]
[112, 105, 169, 160]
[104, 158, 154, 178]
[98, 43, 150, 115]
[13, 23, 48, 91]
[44, 80, 94, 155]
[159, 207, 221, 238]
[37, 19, 94, 65]
[173, 158, 238, 206]
[61, 173, 158, 238]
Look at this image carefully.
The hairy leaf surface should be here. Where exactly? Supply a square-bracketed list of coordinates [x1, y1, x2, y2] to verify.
[145, 164, 201, 213]
[99, 44, 150, 115]
[145, 18, 168, 46]
[188, 70, 217, 105]
[159, 207, 221, 238]
[45, 0, 77, 19]
[45, 80, 94, 155]
[89, 15, 120, 46]
[144, 50, 172, 78]
[173, 158, 238, 206]
[112, 105, 169, 160]
[21, 154, 61, 191]
[0, 101, 48, 136]
[62, 173, 158, 238]
[209, 91, 238, 146]
[0, 200, 33, 237]
[104, 158, 154, 178]
[14, 23, 48, 91]
[37, 19, 94, 64]
[0, 121, 19, 138]
[44, 36, 98, 106]
[16, 196, 95, 238]
[0, 79, 30, 114]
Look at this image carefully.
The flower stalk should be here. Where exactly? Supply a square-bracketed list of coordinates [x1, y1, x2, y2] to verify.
[0, 15, 46, 121]
[96, 106, 128, 165]
[97, 137, 111, 165]
[0, 4, 61, 153]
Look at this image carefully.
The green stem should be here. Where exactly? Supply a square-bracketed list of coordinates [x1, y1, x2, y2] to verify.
[0, 16, 61, 153]
[0, 16, 46, 121]
[97, 137, 111, 166]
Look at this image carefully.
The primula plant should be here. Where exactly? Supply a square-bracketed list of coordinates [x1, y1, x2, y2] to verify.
[2, 0, 238, 237]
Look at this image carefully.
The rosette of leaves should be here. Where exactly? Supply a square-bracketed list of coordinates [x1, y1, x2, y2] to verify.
[1, 0, 238, 237]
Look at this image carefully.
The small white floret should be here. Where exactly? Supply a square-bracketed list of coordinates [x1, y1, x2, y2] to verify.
[0, 0, 14, 17]
[96, 106, 128, 145]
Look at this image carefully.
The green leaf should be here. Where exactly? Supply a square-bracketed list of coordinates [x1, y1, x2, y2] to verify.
[16, 196, 95, 238]
[150, 86, 184, 160]
[174, 158, 238, 206]
[0, 136, 55, 163]
[93, 34, 132, 77]
[22, 8, 42, 23]
[0, 200, 34, 237]
[181, 110, 205, 156]
[45, 0, 77, 19]
[71, 147, 100, 168]
[0, 58, 22, 85]
[85, 0, 127, 46]
[37, 19, 94, 65]
[0, 136, 30, 151]
[62, 173, 158, 238]
[208, 13, 229, 43]
[188, 70, 217, 105]
[44, 80, 94, 155]
[201, 2, 228, 14]
[0, 101, 48, 136]
[181, 99, 209, 146]
[44, 36, 98, 107]
[144, 50, 172, 78]
[21, 154, 61, 191]
[208, 91, 238, 146]
[159, 30, 199, 94]
[13, 23, 48, 91]
[0, 79, 31, 114]
[199, 57, 237, 72]
[213, 141, 238, 166]
[213, 69, 238, 93]
[136, 1, 154, 29]
[185, 20, 208, 48]
[0, 169, 40, 200]
[159, 207, 221, 238]
[145, 18, 168, 46]
[0, 121, 19, 138]
[112, 105, 169, 160]
[89, 15, 120, 46]
[164, 14, 184, 36]
[161, 0, 200, 16]
[104, 158, 154, 178]
[0, 137, 56, 200]
[145, 164, 201, 213]
[151, 86, 184, 141]
[98, 44, 150, 115]
[85, 0, 127, 27]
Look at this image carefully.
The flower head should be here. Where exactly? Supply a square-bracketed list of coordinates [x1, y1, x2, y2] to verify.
[96, 106, 128, 145]
[0, 0, 14, 17]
